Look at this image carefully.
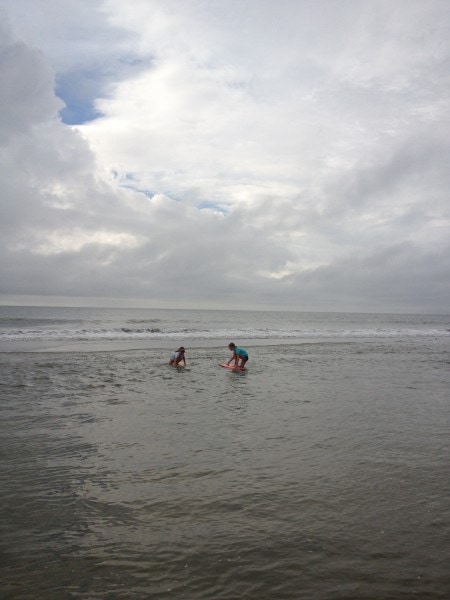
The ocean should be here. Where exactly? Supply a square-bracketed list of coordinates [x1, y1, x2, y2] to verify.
[1, 306, 449, 599]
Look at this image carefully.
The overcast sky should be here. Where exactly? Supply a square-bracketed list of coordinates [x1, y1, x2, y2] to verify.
[1, 0, 449, 313]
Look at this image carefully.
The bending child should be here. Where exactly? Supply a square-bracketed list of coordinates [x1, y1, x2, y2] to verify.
[227, 343, 248, 370]
[169, 347, 186, 366]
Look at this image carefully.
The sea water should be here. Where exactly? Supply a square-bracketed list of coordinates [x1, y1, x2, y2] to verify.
[1, 306, 449, 599]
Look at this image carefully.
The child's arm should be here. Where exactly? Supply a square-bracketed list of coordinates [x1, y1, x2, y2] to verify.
[227, 353, 236, 365]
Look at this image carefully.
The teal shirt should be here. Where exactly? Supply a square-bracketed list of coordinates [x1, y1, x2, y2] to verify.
[235, 346, 248, 359]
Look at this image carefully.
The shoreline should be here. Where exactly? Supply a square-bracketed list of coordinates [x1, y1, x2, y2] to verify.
[0, 337, 360, 354]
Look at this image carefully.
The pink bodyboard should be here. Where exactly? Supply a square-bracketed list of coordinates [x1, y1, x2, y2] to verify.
[219, 363, 246, 371]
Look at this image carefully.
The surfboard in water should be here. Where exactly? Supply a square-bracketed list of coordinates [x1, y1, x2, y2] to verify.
[219, 363, 246, 371]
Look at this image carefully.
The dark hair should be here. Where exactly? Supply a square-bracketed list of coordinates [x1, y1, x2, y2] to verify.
[177, 347, 185, 352]
[228, 342, 235, 349]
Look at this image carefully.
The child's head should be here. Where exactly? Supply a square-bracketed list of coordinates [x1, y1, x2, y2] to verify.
[228, 343, 235, 350]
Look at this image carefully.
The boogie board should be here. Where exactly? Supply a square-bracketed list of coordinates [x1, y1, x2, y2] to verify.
[219, 363, 246, 371]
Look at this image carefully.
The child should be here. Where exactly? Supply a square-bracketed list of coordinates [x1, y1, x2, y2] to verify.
[169, 347, 186, 366]
[227, 343, 248, 369]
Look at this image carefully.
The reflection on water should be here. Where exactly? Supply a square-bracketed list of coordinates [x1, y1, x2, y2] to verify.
[2, 340, 450, 599]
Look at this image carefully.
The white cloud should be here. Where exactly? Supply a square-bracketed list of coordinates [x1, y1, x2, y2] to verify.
[0, 0, 449, 312]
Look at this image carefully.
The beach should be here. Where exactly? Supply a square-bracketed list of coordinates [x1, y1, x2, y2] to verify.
[1, 307, 449, 599]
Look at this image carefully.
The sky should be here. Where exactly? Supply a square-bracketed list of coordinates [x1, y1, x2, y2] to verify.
[0, 0, 449, 313]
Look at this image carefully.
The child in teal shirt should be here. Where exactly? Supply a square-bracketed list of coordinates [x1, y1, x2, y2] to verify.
[227, 343, 249, 369]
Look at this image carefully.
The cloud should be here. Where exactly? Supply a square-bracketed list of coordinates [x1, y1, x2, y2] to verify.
[0, 30, 62, 141]
[0, 0, 449, 312]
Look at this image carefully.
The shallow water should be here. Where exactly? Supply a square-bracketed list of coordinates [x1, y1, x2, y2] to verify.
[1, 311, 450, 599]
